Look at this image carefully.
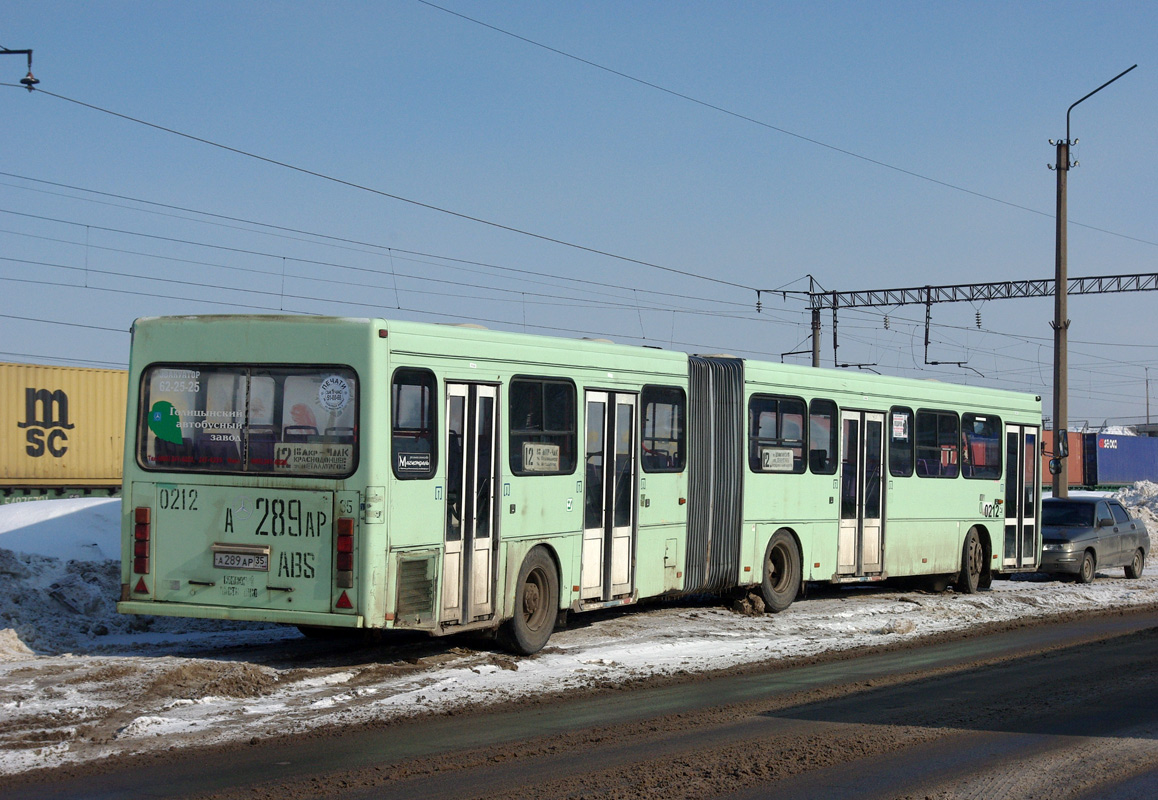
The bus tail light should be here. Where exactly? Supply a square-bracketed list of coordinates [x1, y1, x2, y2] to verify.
[133, 507, 151, 574]
[336, 517, 354, 589]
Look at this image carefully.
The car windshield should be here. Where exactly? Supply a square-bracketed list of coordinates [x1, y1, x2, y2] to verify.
[1042, 502, 1094, 527]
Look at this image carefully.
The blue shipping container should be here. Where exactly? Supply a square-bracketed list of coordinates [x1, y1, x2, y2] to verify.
[1090, 434, 1158, 485]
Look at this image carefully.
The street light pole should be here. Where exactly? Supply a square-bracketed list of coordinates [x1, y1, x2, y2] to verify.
[1049, 64, 1136, 499]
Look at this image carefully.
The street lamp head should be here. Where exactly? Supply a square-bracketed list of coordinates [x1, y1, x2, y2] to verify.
[19, 70, 38, 91]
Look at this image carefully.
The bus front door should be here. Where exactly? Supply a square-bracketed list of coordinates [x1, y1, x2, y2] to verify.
[838, 410, 885, 578]
[1004, 424, 1039, 570]
[444, 383, 497, 624]
[582, 392, 637, 602]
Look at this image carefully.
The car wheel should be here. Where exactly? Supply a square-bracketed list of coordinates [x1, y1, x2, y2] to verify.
[1076, 551, 1095, 584]
[1125, 548, 1145, 579]
[956, 528, 983, 594]
[760, 530, 801, 613]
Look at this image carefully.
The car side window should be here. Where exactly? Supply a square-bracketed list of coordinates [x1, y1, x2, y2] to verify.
[1095, 501, 1114, 527]
[1110, 502, 1131, 525]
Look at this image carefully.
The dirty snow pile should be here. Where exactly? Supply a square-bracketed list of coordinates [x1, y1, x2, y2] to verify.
[0, 498, 282, 660]
[1, 487, 1157, 775]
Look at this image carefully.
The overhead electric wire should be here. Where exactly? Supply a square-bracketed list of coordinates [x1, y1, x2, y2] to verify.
[8, 84, 758, 293]
[0, 172, 755, 312]
[416, 2, 1158, 249]
[0, 210, 791, 323]
[0, 350, 126, 368]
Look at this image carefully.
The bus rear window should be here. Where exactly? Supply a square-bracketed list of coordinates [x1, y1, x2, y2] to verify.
[138, 365, 358, 476]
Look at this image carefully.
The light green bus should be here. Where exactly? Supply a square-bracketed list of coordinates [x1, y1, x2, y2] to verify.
[118, 315, 1041, 653]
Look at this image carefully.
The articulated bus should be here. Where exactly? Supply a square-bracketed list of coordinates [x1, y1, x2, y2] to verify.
[118, 315, 1042, 653]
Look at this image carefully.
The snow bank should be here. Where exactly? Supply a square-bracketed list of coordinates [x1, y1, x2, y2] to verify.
[0, 498, 278, 656]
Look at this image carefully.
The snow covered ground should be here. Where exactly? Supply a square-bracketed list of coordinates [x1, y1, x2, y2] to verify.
[2, 486, 1157, 775]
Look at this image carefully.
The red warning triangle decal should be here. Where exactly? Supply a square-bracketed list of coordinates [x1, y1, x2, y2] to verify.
[335, 591, 352, 609]
[134, 577, 149, 594]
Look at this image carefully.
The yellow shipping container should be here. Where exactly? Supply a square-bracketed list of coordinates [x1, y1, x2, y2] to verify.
[1, 362, 127, 490]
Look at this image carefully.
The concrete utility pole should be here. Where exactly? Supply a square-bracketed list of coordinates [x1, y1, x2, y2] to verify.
[1050, 134, 1070, 498]
[1049, 64, 1136, 499]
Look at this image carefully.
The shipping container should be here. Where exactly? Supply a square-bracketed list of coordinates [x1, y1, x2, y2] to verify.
[1, 362, 126, 502]
[1040, 430, 1084, 488]
[1082, 433, 1158, 487]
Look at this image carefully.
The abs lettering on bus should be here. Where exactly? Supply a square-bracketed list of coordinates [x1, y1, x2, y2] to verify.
[277, 551, 316, 579]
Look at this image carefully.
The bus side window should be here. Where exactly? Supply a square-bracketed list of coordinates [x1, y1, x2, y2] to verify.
[392, 368, 437, 479]
[808, 398, 838, 475]
[889, 407, 913, 477]
[748, 394, 806, 474]
[961, 413, 1001, 480]
[509, 377, 576, 476]
[916, 409, 959, 479]
[641, 385, 686, 473]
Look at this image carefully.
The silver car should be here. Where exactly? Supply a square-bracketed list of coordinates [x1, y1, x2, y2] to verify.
[1039, 497, 1150, 583]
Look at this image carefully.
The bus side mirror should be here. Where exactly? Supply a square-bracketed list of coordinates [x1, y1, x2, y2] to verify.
[1054, 430, 1068, 459]
[1048, 458, 1063, 476]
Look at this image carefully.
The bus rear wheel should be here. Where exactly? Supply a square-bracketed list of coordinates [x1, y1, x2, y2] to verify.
[498, 547, 558, 655]
[956, 528, 984, 594]
[760, 531, 801, 613]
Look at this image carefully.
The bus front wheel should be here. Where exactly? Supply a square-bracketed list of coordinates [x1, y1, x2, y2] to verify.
[498, 547, 559, 655]
[760, 531, 801, 613]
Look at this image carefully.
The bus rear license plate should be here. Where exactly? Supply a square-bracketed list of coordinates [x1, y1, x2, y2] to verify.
[213, 552, 269, 571]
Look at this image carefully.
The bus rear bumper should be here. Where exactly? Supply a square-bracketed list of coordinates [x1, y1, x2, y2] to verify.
[117, 600, 364, 628]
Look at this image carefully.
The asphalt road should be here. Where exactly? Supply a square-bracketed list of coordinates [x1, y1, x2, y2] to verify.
[10, 607, 1158, 800]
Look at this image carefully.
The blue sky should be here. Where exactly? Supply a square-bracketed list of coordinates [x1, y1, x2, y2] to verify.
[2, 1, 1155, 425]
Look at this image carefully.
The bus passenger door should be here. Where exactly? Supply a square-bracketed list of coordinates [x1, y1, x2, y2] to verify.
[838, 410, 885, 577]
[444, 383, 497, 624]
[1003, 424, 1039, 570]
[582, 391, 637, 601]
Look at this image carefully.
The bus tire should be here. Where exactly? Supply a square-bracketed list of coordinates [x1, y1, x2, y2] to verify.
[498, 547, 559, 655]
[956, 528, 983, 594]
[760, 531, 801, 613]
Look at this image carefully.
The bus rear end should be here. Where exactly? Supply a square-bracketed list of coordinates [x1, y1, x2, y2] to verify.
[118, 316, 374, 632]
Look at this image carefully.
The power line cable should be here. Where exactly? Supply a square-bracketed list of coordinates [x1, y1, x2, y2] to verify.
[415, 2, 1158, 248]
[0, 171, 758, 310]
[8, 84, 758, 292]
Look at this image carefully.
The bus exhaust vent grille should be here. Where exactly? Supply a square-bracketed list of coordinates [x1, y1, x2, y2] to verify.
[395, 554, 436, 628]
